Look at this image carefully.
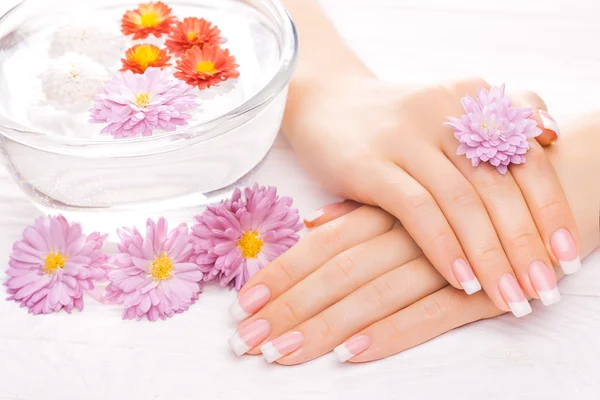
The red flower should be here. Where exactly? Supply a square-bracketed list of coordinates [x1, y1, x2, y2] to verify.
[174, 45, 240, 90]
[165, 17, 222, 56]
[121, 1, 176, 39]
[120, 44, 171, 74]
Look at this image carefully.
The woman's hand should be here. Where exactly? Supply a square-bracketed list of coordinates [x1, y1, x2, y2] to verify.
[228, 117, 600, 364]
[284, 74, 577, 316]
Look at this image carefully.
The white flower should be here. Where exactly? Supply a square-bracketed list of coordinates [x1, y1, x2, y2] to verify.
[49, 19, 126, 68]
[41, 53, 110, 108]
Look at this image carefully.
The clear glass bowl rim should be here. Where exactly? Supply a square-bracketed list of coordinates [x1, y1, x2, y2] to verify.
[0, 0, 298, 149]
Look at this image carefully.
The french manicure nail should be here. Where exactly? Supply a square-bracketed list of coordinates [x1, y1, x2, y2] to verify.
[529, 261, 561, 306]
[260, 331, 303, 363]
[498, 273, 532, 318]
[451, 258, 481, 295]
[538, 110, 560, 143]
[550, 229, 581, 275]
[303, 209, 325, 229]
[229, 285, 271, 321]
[228, 319, 271, 356]
[334, 335, 372, 363]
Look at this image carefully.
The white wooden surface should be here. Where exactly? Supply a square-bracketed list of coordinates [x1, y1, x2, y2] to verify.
[1, 0, 600, 399]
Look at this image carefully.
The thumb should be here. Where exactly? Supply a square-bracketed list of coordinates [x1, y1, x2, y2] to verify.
[509, 90, 560, 146]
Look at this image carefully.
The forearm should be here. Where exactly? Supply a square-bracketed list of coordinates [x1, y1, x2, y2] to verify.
[549, 115, 600, 258]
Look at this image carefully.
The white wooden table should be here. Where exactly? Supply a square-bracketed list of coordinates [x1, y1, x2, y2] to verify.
[1, 1, 600, 399]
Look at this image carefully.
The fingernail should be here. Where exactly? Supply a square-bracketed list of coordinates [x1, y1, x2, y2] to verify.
[334, 335, 372, 363]
[529, 261, 561, 306]
[303, 209, 325, 229]
[228, 319, 271, 356]
[550, 229, 581, 275]
[498, 273, 532, 318]
[538, 110, 560, 143]
[260, 331, 303, 363]
[229, 284, 271, 321]
[451, 258, 481, 295]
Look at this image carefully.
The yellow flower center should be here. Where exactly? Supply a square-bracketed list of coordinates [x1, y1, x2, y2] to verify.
[68, 65, 79, 79]
[43, 252, 67, 275]
[187, 32, 196, 40]
[150, 253, 174, 281]
[139, 11, 160, 27]
[135, 93, 150, 108]
[129, 44, 161, 70]
[481, 123, 487, 129]
[195, 61, 218, 75]
[238, 231, 263, 259]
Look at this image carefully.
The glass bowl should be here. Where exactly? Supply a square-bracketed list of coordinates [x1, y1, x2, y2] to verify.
[0, 0, 297, 231]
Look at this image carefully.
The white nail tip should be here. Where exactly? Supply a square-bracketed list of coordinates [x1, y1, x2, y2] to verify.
[333, 343, 354, 363]
[539, 110, 561, 136]
[229, 300, 250, 322]
[560, 257, 582, 275]
[461, 278, 482, 295]
[303, 209, 324, 223]
[508, 300, 532, 318]
[260, 342, 283, 363]
[228, 333, 251, 357]
[537, 288, 561, 306]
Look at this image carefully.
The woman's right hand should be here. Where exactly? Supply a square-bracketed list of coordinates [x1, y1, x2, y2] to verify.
[229, 114, 600, 364]
[284, 75, 579, 316]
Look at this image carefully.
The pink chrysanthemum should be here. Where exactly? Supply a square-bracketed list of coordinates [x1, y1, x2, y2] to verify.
[191, 184, 303, 291]
[445, 85, 542, 174]
[105, 218, 203, 321]
[90, 67, 198, 139]
[4, 215, 108, 315]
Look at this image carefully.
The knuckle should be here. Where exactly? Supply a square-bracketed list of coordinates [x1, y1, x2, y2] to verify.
[273, 296, 303, 326]
[314, 222, 344, 256]
[381, 317, 404, 339]
[537, 199, 566, 221]
[312, 315, 336, 339]
[402, 188, 434, 213]
[429, 229, 455, 249]
[330, 251, 358, 281]
[474, 168, 506, 194]
[474, 245, 506, 265]
[272, 259, 296, 284]
[445, 182, 479, 209]
[520, 144, 546, 173]
[509, 230, 540, 250]
[421, 297, 446, 320]
[364, 279, 395, 309]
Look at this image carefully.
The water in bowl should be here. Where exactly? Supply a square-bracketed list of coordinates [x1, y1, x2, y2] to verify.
[0, 1, 288, 232]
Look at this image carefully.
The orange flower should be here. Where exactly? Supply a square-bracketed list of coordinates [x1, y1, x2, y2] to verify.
[121, 1, 176, 39]
[174, 45, 240, 90]
[165, 17, 222, 56]
[120, 44, 171, 74]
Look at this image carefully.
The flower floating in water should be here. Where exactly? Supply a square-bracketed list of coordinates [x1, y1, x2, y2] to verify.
[90, 67, 198, 138]
[121, 1, 176, 39]
[49, 19, 126, 67]
[4, 215, 108, 315]
[174, 44, 240, 90]
[41, 52, 111, 108]
[445, 85, 542, 174]
[191, 185, 302, 291]
[165, 17, 222, 56]
[121, 44, 171, 74]
[105, 218, 203, 321]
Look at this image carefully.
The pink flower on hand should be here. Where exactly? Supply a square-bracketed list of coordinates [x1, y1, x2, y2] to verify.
[445, 84, 542, 174]
[105, 217, 203, 321]
[4, 215, 108, 315]
[90, 67, 198, 139]
[191, 184, 303, 291]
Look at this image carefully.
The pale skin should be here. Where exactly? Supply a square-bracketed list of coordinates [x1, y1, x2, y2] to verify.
[236, 114, 600, 364]
[229, 1, 600, 363]
[279, 0, 577, 312]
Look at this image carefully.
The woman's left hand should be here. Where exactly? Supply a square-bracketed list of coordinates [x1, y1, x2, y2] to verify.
[227, 203, 510, 364]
